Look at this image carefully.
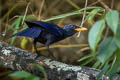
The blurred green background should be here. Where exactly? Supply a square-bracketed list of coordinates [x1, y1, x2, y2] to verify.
[1, 0, 91, 63]
[0, 0, 120, 80]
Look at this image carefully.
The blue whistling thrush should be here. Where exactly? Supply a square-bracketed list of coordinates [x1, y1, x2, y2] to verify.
[7, 21, 87, 58]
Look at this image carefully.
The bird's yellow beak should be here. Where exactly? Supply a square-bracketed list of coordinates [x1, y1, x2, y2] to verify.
[74, 27, 87, 31]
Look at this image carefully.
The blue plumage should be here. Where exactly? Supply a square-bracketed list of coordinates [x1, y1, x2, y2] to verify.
[26, 21, 64, 37]
[8, 21, 86, 58]
[8, 27, 41, 38]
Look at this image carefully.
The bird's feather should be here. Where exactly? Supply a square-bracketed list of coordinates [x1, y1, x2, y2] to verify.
[25, 21, 64, 37]
[7, 27, 41, 39]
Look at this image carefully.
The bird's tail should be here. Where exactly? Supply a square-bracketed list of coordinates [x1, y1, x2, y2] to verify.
[5, 34, 17, 39]
[5, 30, 26, 40]
[6, 27, 41, 40]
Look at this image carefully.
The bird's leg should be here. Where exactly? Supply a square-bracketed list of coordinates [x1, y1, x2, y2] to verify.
[46, 45, 55, 59]
[45, 39, 56, 59]
[33, 39, 42, 58]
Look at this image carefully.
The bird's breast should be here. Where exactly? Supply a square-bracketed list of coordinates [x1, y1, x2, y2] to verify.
[35, 30, 66, 45]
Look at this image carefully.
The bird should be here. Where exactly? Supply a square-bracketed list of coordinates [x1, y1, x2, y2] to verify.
[7, 21, 87, 58]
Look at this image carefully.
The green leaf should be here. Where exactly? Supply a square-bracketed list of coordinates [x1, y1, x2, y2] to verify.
[7, 20, 17, 32]
[9, 71, 31, 78]
[106, 55, 117, 75]
[35, 64, 47, 80]
[105, 10, 119, 35]
[26, 75, 40, 80]
[86, 8, 100, 24]
[81, 58, 95, 66]
[108, 60, 120, 79]
[92, 61, 101, 68]
[43, 7, 101, 22]
[97, 63, 110, 80]
[98, 62, 105, 69]
[77, 53, 95, 62]
[10, 17, 22, 45]
[23, 22, 29, 29]
[24, 15, 37, 20]
[9, 71, 40, 80]
[97, 37, 117, 63]
[115, 25, 120, 48]
[88, 20, 105, 52]
[116, 49, 120, 61]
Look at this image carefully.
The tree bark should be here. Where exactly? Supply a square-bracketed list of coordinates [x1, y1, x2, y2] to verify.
[0, 42, 116, 80]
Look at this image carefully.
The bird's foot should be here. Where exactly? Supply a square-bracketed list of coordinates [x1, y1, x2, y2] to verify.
[51, 56, 57, 60]
[46, 49, 57, 60]
[48, 53, 57, 60]
[35, 52, 42, 59]
[35, 51, 57, 60]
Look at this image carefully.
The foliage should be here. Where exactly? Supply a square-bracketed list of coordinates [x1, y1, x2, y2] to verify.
[88, 10, 120, 80]
[8, 64, 47, 80]
[1, 0, 120, 79]
[77, 9, 120, 79]
[9, 71, 40, 80]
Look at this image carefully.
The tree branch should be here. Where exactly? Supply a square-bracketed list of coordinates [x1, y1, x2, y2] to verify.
[0, 42, 116, 80]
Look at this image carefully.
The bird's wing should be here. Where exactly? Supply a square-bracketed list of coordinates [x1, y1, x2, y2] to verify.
[7, 27, 41, 39]
[25, 21, 64, 37]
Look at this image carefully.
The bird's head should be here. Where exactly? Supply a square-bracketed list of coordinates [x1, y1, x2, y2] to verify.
[63, 24, 87, 36]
